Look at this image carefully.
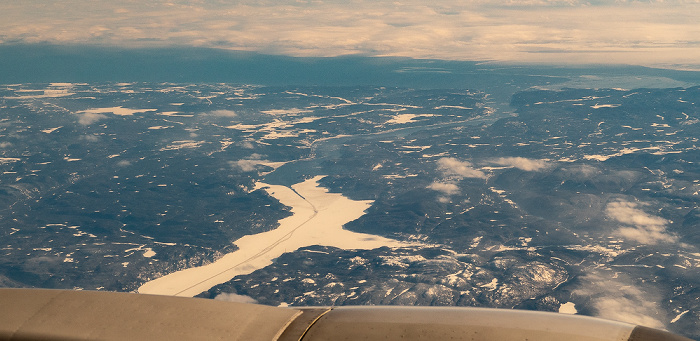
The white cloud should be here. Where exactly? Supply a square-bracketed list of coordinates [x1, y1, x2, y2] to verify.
[214, 292, 258, 304]
[77, 112, 107, 125]
[240, 141, 255, 149]
[232, 159, 260, 172]
[427, 182, 460, 195]
[489, 157, 551, 171]
[561, 164, 600, 179]
[209, 109, 237, 117]
[230, 154, 268, 172]
[1, 1, 699, 67]
[0, 142, 12, 148]
[574, 271, 666, 329]
[427, 181, 460, 203]
[81, 135, 99, 142]
[437, 157, 486, 179]
[605, 200, 679, 245]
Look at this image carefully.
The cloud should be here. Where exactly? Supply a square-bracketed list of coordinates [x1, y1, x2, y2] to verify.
[80, 135, 99, 142]
[489, 157, 551, 171]
[427, 182, 460, 196]
[77, 112, 107, 125]
[560, 164, 600, 179]
[209, 109, 237, 117]
[214, 292, 258, 304]
[230, 154, 269, 172]
[0, 142, 12, 148]
[116, 160, 131, 167]
[427, 182, 460, 203]
[574, 271, 665, 329]
[436, 157, 486, 179]
[1, 1, 699, 67]
[232, 159, 260, 172]
[605, 200, 679, 245]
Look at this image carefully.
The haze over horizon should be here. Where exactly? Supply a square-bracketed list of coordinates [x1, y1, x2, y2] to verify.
[2, 0, 700, 69]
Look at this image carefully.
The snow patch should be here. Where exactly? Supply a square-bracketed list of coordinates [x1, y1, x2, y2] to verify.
[143, 248, 156, 258]
[670, 310, 689, 324]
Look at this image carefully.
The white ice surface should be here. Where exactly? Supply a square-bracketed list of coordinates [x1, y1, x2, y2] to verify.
[138, 176, 408, 297]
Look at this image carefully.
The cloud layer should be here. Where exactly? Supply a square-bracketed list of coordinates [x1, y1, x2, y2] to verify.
[2, 1, 700, 67]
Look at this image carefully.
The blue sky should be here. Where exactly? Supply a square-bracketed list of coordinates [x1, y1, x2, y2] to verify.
[2, 1, 699, 68]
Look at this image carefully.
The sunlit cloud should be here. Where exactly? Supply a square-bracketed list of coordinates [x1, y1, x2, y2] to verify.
[230, 153, 276, 173]
[488, 157, 551, 171]
[560, 164, 600, 179]
[209, 109, 237, 117]
[1, 1, 699, 67]
[240, 141, 255, 149]
[605, 200, 679, 245]
[436, 157, 486, 179]
[574, 271, 666, 329]
[431, 158, 484, 202]
[232, 159, 261, 172]
[214, 292, 258, 304]
[77, 112, 107, 125]
[427, 181, 461, 203]
[427, 182, 460, 195]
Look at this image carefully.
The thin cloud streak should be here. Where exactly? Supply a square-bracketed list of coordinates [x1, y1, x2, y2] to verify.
[1, 1, 699, 67]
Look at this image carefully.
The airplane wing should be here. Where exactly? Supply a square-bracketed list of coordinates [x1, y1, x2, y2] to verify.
[0, 288, 691, 340]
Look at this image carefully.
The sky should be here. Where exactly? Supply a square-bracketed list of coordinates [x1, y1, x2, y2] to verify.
[2, 1, 700, 68]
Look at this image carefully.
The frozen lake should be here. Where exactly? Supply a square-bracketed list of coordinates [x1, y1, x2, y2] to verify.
[138, 176, 407, 297]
